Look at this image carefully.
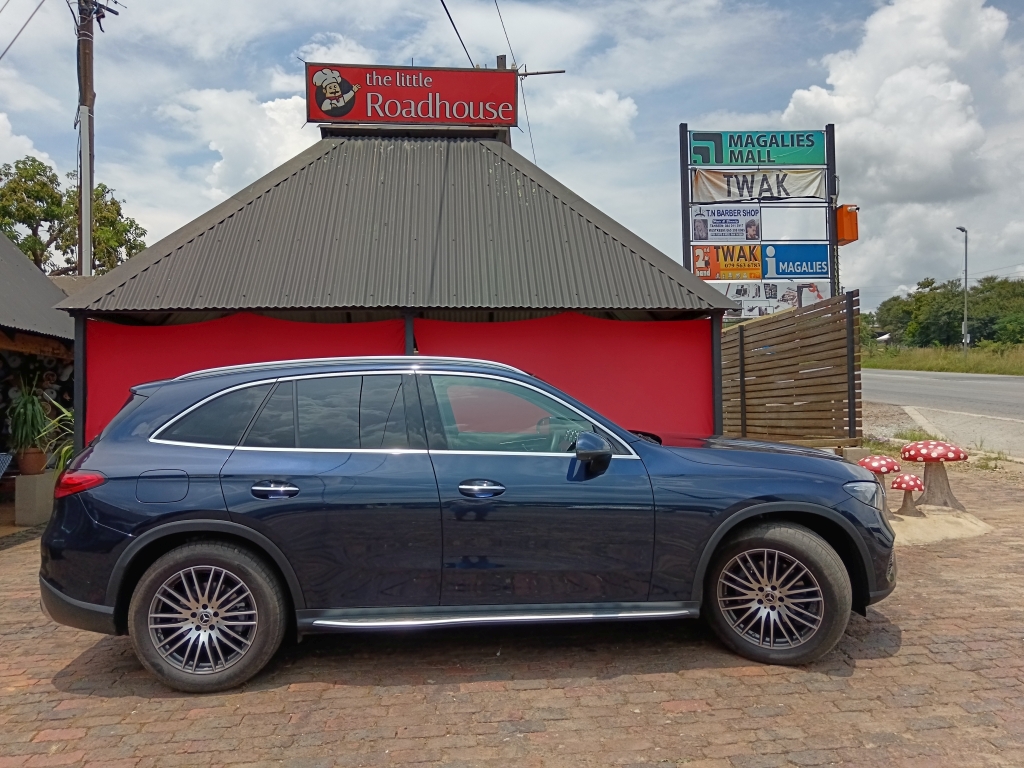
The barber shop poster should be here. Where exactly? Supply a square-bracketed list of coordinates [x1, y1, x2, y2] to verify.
[691, 205, 761, 242]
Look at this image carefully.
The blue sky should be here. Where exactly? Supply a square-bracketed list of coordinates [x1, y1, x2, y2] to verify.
[1, 0, 1022, 309]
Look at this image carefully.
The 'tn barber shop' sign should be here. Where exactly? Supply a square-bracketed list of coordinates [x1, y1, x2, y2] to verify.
[306, 63, 518, 127]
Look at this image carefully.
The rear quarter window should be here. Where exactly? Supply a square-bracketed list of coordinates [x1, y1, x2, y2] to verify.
[159, 384, 272, 446]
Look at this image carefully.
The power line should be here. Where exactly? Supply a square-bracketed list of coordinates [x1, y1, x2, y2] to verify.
[493, 0, 536, 163]
[0, 0, 13, 18]
[0, 0, 46, 64]
[439, 0, 474, 67]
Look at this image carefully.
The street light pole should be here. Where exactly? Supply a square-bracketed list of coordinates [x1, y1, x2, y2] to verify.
[956, 226, 968, 354]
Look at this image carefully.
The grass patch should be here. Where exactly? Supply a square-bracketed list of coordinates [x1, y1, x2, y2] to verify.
[892, 427, 939, 443]
[862, 438, 901, 459]
[863, 344, 1024, 375]
[974, 452, 1006, 471]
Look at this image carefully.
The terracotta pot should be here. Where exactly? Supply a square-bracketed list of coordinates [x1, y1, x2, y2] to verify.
[16, 447, 48, 475]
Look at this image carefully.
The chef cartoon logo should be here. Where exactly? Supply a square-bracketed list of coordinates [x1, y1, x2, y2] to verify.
[312, 68, 360, 117]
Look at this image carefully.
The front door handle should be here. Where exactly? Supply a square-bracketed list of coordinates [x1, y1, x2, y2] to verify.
[251, 481, 300, 499]
[458, 480, 505, 498]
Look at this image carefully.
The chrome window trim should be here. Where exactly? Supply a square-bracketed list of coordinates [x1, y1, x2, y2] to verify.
[416, 370, 638, 459]
[150, 368, 636, 459]
[428, 449, 638, 460]
[149, 439, 236, 450]
[231, 446, 429, 455]
[149, 378, 279, 447]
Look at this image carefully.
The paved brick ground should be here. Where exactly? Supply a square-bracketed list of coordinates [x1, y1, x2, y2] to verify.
[3, 470, 1024, 767]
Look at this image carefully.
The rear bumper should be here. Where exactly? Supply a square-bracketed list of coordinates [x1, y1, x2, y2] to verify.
[39, 576, 117, 635]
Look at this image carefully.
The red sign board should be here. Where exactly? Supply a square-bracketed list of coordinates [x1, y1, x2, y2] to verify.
[306, 63, 518, 127]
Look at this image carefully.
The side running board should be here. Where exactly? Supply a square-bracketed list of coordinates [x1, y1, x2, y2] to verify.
[296, 601, 699, 631]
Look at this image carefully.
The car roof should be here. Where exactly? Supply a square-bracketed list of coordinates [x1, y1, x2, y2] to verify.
[172, 356, 526, 382]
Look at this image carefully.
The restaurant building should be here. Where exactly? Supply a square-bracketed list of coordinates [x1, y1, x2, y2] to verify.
[59, 65, 736, 448]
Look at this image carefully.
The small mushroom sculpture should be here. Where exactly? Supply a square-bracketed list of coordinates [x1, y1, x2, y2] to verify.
[857, 455, 901, 516]
[891, 473, 925, 517]
[900, 440, 968, 512]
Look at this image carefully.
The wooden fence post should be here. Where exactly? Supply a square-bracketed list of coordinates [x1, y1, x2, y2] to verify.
[738, 324, 746, 438]
[846, 291, 857, 439]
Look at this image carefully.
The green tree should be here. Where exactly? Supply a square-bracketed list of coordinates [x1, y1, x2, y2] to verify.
[0, 156, 71, 270]
[0, 155, 146, 274]
[872, 275, 1024, 347]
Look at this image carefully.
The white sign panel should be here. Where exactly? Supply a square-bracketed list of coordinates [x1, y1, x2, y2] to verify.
[760, 206, 828, 241]
[691, 205, 761, 242]
[710, 280, 832, 318]
[691, 168, 826, 203]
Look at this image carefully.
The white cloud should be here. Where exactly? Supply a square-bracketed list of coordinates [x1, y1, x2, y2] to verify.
[530, 87, 638, 141]
[0, 113, 51, 167]
[0, 66, 61, 114]
[157, 90, 319, 201]
[297, 33, 377, 65]
[697, 0, 1023, 307]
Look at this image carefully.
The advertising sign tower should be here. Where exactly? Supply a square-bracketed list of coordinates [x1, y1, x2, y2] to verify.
[680, 124, 839, 318]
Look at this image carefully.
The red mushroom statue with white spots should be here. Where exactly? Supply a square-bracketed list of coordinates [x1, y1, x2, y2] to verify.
[890, 473, 925, 517]
[856, 455, 901, 516]
[900, 441, 968, 512]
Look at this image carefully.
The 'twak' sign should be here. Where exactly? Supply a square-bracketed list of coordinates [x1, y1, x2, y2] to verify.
[691, 168, 826, 203]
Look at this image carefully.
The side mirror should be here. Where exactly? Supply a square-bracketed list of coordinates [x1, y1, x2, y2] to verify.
[575, 432, 613, 474]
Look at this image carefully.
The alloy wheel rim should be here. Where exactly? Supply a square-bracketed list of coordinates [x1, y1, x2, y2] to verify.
[717, 548, 823, 649]
[148, 565, 258, 675]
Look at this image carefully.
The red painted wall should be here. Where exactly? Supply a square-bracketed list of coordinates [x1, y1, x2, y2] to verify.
[415, 313, 714, 438]
[85, 313, 405, 442]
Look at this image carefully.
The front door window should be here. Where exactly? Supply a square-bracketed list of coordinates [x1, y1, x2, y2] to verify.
[429, 375, 595, 453]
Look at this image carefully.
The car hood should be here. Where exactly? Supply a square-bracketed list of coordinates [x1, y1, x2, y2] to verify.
[649, 434, 871, 482]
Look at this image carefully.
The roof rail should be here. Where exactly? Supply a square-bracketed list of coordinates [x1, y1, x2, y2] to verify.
[173, 356, 525, 381]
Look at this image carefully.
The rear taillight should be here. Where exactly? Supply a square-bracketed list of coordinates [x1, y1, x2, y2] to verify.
[54, 470, 107, 499]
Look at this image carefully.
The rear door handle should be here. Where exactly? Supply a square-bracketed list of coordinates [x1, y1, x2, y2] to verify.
[251, 482, 300, 499]
[458, 480, 505, 498]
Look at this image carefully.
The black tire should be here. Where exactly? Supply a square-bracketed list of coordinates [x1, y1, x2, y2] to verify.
[704, 522, 852, 666]
[128, 541, 287, 693]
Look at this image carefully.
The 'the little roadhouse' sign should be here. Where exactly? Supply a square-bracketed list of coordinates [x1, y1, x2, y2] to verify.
[306, 63, 518, 127]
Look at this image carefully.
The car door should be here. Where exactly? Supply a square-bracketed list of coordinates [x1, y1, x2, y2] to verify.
[420, 372, 654, 606]
[221, 373, 442, 609]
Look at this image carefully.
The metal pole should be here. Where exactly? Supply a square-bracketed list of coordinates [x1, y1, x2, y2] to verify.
[79, 107, 92, 276]
[679, 123, 691, 271]
[77, 0, 95, 276]
[957, 226, 967, 354]
[825, 124, 839, 297]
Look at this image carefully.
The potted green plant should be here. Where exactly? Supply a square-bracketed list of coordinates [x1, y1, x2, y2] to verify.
[8, 377, 49, 475]
[40, 396, 75, 475]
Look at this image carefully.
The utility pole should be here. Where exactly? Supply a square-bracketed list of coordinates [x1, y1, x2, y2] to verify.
[77, 0, 95, 277]
[957, 226, 968, 354]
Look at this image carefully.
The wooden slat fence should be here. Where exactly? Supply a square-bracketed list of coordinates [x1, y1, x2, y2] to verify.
[721, 291, 861, 447]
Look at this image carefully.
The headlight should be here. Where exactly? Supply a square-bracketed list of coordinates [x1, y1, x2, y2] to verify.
[844, 480, 883, 510]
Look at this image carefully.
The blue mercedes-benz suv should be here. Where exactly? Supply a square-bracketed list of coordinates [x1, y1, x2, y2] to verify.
[40, 356, 895, 692]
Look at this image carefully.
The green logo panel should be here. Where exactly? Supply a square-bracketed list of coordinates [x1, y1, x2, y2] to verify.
[690, 131, 826, 166]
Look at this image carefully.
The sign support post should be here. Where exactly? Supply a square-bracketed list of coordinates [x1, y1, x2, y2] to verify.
[679, 123, 691, 271]
[825, 123, 839, 297]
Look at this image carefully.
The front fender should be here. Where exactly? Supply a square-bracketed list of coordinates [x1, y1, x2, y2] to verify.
[689, 501, 875, 604]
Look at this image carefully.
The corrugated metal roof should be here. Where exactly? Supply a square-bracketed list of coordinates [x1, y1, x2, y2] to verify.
[0, 233, 74, 339]
[60, 137, 736, 314]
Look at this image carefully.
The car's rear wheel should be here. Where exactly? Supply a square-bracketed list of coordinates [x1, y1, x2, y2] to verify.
[705, 523, 852, 665]
[128, 542, 287, 692]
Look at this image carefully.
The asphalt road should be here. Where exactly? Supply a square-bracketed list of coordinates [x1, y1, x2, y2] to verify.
[862, 369, 1024, 456]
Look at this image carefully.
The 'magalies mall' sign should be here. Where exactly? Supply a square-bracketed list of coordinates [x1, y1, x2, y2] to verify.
[306, 63, 518, 126]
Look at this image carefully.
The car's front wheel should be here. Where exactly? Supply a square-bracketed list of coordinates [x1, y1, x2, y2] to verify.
[128, 542, 287, 692]
[705, 522, 852, 665]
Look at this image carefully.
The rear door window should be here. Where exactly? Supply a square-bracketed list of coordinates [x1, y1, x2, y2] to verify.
[160, 384, 271, 446]
[296, 376, 361, 449]
[288, 374, 410, 450]
[243, 381, 296, 448]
